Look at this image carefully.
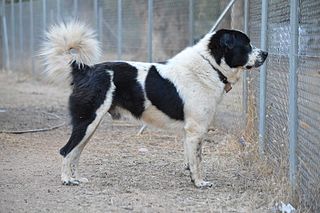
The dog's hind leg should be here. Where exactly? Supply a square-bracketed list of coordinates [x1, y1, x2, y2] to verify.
[61, 119, 100, 185]
[60, 82, 114, 185]
[60, 104, 111, 185]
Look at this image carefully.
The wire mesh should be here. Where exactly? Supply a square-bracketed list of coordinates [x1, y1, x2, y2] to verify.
[152, 0, 189, 62]
[99, 0, 121, 61]
[121, 0, 148, 61]
[193, 1, 221, 40]
[247, 0, 320, 211]
[18, 1, 32, 73]
[296, 0, 320, 210]
[33, 0, 44, 72]
[247, 0, 261, 127]
[264, 0, 290, 162]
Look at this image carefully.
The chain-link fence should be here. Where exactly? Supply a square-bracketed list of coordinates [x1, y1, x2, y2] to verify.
[1, 0, 231, 74]
[247, 0, 320, 211]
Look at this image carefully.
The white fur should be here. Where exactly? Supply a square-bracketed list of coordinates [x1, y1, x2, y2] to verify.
[40, 20, 101, 82]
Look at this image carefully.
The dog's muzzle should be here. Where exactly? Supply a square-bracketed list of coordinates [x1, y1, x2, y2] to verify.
[254, 51, 268, 68]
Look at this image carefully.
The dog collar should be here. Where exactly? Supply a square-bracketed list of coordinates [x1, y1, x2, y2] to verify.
[199, 54, 232, 93]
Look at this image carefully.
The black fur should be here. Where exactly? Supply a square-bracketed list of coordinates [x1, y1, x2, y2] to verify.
[208, 29, 252, 67]
[60, 62, 111, 157]
[106, 62, 145, 118]
[145, 66, 184, 121]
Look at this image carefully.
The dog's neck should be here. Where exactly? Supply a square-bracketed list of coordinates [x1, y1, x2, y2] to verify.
[217, 59, 243, 84]
[197, 53, 232, 93]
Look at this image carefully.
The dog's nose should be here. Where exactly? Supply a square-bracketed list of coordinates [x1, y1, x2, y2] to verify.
[262, 51, 268, 58]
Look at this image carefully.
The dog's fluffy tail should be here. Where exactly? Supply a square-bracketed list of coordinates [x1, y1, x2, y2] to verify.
[40, 21, 101, 82]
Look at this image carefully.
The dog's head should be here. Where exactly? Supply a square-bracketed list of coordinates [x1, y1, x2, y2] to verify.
[208, 29, 268, 71]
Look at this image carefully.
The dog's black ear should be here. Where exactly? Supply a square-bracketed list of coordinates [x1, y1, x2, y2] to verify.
[220, 33, 235, 49]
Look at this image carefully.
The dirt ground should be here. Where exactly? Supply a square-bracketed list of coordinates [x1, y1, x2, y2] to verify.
[0, 72, 281, 212]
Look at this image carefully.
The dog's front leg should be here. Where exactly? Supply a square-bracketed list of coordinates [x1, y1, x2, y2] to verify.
[182, 134, 190, 170]
[184, 123, 212, 188]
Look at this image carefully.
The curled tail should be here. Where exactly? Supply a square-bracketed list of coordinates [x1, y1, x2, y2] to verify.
[40, 21, 101, 82]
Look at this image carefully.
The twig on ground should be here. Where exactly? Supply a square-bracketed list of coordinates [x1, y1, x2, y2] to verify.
[0, 122, 65, 134]
[0, 112, 65, 134]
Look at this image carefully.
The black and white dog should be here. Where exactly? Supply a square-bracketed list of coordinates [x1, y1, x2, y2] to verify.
[41, 21, 267, 188]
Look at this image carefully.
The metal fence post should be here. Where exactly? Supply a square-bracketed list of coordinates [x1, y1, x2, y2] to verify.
[188, 0, 194, 46]
[42, 0, 47, 31]
[258, 0, 268, 155]
[73, 0, 78, 17]
[57, 0, 61, 21]
[94, 0, 98, 39]
[288, 0, 299, 191]
[1, 0, 3, 69]
[3, 16, 10, 70]
[242, 0, 249, 117]
[99, 7, 103, 45]
[19, 0, 23, 60]
[147, 0, 153, 62]
[2, 0, 10, 70]
[30, 0, 34, 75]
[117, 0, 122, 60]
[11, 0, 15, 70]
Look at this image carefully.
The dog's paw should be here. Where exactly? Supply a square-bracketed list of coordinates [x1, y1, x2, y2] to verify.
[62, 177, 88, 186]
[194, 180, 213, 189]
[183, 163, 190, 171]
[62, 179, 80, 186]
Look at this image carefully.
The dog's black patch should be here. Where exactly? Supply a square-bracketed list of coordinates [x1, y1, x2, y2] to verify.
[60, 62, 111, 157]
[208, 29, 252, 68]
[106, 62, 145, 118]
[145, 66, 184, 121]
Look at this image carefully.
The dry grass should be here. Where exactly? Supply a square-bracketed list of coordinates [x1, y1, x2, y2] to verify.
[230, 89, 311, 212]
[205, 77, 299, 211]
